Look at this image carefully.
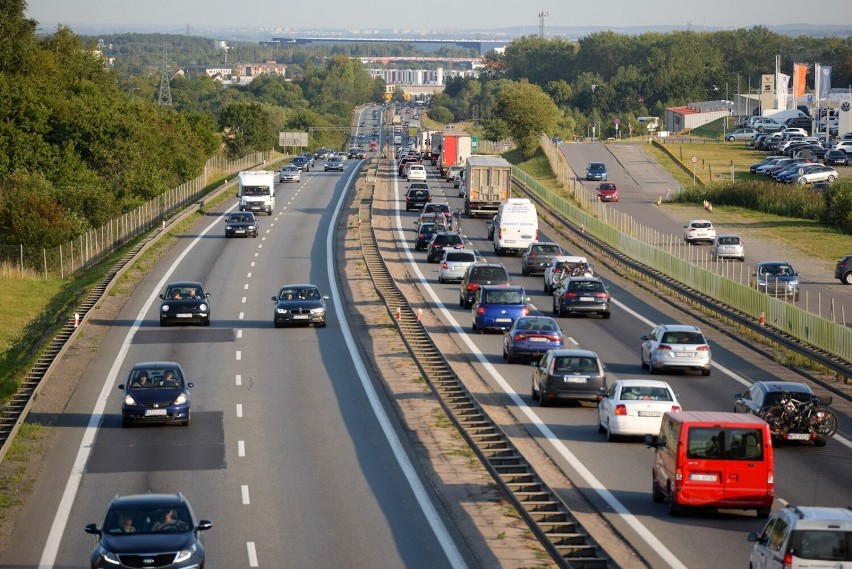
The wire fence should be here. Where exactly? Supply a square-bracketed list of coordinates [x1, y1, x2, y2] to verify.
[0, 151, 275, 280]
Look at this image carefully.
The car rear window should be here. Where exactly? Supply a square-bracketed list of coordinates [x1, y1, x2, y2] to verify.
[620, 386, 673, 401]
[553, 357, 599, 373]
[686, 427, 764, 460]
[789, 530, 852, 561]
[533, 245, 561, 254]
[516, 318, 558, 331]
[484, 290, 524, 304]
[471, 267, 509, 283]
[660, 332, 705, 344]
[763, 391, 813, 407]
[569, 281, 605, 293]
[691, 222, 712, 229]
[718, 237, 740, 245]
[446, 252, 475, 262]
[409, 190, 429, 198]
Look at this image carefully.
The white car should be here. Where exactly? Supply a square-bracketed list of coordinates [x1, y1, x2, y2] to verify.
[543, 255, 593, 294]
[683, 219, 716, 245]
[407, 164, 427, 182]
[794, 165, 838, 185]
[597, 379, 682, 441]
[710, 234, 744, 261]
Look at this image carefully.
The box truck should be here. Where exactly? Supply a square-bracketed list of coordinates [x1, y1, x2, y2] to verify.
[429, 132, 443, 165]
[237, 170, 276, 216]
[439, 133, 472, 176]
[464, 155, 512, 218]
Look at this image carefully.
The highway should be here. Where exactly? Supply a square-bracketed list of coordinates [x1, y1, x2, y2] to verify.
[387, 138, 852, 568]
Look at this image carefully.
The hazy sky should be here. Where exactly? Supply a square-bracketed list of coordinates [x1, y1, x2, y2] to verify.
[25, 0, 852, 32]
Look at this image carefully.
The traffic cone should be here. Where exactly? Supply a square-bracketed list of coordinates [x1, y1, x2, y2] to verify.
[395, 307, 401, 320]
[74, 313, 80, 328]
[758, 312, 765, 326]
[416, 308, 423, 322]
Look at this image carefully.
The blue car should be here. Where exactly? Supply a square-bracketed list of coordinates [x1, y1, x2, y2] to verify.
[586, 162, 608, 181]
[502, 316, 563, 363]
[472, 285, 529, 333]
[117, 362, 193, 427]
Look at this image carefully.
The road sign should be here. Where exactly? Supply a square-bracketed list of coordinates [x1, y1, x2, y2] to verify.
[471, 136, 478, 151]
[614, 118, 620, 125]
[691, 156, 698, 163]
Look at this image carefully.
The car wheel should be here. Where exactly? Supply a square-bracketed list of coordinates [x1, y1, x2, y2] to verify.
[667, 484, 682, 516]
[539, 385, 548, 407]
[843, 272, 852, 285]
[502, 346, 508, 360]
[183, 411, 191, 427]
[552, 299, 559, 316]
[597, 413, 606, 434]
[814, 438, 827, 448]
[756, 508, 771, 519]
[605, 420, 617, 442]
[521, 265, 528, 276]
[602, 311, 611, 319]
[652, 475, 664, 503]
[459, 296, 464, 307]
[726, 136, 734, 142]
[507, 350, 516, 364]
[472, 320, 477, 332]
[544, 282, 549, 294]
[701, 367, 711, 376]
[649, 359, 658, 375]
[274, 321, 281, 329]
[122, 417, 131, 428]
[640, 350, 648, 370]
[531, 379, 539, 401]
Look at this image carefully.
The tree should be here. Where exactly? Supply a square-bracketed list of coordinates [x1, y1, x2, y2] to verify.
[0, 0, 36, 75]
[495, 81, 560, 158]
[219, 103, 276, 158]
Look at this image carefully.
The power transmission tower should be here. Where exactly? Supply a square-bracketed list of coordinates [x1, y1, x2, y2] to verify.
[538, 10, 549, 39]
[158, 43, 173, 107]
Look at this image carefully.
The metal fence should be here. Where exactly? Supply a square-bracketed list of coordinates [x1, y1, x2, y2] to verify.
[1, 151, 275, 280]
[512, 138, 852, 363]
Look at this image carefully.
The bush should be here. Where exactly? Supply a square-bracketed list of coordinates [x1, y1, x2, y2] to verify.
[821, 182, 852, 234]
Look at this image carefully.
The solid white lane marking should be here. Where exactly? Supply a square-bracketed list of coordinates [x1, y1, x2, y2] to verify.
[236, 374, 242, 386]
[328, 166, 467, 569]
[236, 403, 243, 418]
[246, 542, 259, 567]
[241, 485, 250, 504]
[238, 440, 245, 457]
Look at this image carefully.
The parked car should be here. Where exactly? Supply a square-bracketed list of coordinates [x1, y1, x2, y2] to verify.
[834, 140, 852, 155]
[748, 505, 852, 568]
[751, 157, 784, 174]
[597, 379, 681, 441]
[279, 165, 301, 183]
[159, 282, 210, 327]
[438, 249, 478, 283]
[710, 234, 744, 261]
[502, 316, 563, 363]
[471, 285, 529, 333]
[552, 276, 611, 319]
[521, 241, 565, 276]
[824, 149, 849, 166]
[404, 187, 432, 211]
[753, 117, 784, 132]
[683, 219, 716, 245]
[793, 165, 839, 185]
[751, 261, 800, 300]
[271, 284, 329, 328]
[426, 231, 465, 263]
[640, 324, 712, 376]
[85, 493, 212, 568]
[459, 263, 511, 308]
[725, 128, 758, 141]
[530, 349, 606, 406]
[117, 362, 193, 427]
[585, 162, 608, 181]
[835, 254, 852, 284]
[224, 212, 258, 238]
[596, 182, 619, 202]
[733, 381, 832, 446]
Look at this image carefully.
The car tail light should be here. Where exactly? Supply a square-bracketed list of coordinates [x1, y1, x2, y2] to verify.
[467, 283, 480, 291]
[476, 306, 486, 315]
[564, 292, 578, 298]
[671, 405, 682, 412]
[418, 233, 425, 239]
[675, 467, 683, 482]
[783, 552, 792, 569]
[657, 345, 672, 350]
[596, 292, 609, 299]
[521, 307, 529, 316]
[615, 404, 627, 416]
[441, 261, 449, 269]
[528, 253, 537, 258]
[497, 228, 502, 239]
[535, 229, 539, 240]
[547, 334, 561, 342]
[514, 334, 527, 341]
[696, 346, 710, 351]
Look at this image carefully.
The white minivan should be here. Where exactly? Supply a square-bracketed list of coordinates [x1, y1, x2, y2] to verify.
[493, 198, 539, 256]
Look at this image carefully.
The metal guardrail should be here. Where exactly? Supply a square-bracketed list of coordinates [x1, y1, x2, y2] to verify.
[357, 159, 615, 568]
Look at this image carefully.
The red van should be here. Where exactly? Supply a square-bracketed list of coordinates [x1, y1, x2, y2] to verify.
[645, 411, 775, 518]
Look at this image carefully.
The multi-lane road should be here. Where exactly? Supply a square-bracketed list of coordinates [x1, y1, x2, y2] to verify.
[1, 106, 850, 569]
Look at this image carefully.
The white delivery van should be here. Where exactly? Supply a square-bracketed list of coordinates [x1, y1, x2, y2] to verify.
[493, 198, 539, 256]
[237, 170, 276, 216]
[762, 109, 808, 122]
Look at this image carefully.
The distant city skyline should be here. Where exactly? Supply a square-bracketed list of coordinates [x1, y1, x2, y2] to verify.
[25, 0, 852, 34]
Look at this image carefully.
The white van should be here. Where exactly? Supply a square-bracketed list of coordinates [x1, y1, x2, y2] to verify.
[493, 198, 538, 256]
[237, 170, 276, 216]
[762, 109, 808, 122]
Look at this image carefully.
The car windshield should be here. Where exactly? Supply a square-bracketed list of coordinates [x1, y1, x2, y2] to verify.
[660, 331, 705, 344]
[228, 214, 253, 223]
[516, 318, 557, 331]
[553, 357, 598, 373]
[686, 427, 764, 460]
[619, 386, 673, 401]
[589, 163, 605, 170]
[484, 290, 524, 304]
[278, 287, 320, 301]
[166, 286, 204, 300]
[129, 367, 184, 389]
[104, 505, 192, 535]
[242, 186, 270, 196]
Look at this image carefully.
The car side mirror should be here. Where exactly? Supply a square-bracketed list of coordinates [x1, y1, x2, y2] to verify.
[159, 294, 165, 300]
[197, 520, 213, 532]
[187, 382, 194, 389]
[640, 335, 649, 341]
[84, 523, 101, 536]
[734, 393, 742, 400]
[644, 434, 659, 448]
[747, 531, 762, 543]
[271, 296, 278, 302]
[117, 384, 125, 390]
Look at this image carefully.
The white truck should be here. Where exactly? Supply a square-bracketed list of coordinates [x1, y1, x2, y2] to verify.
[237, 170, 276, 216]
[493, 198, 539, 256]
[464, 155, 512, 217]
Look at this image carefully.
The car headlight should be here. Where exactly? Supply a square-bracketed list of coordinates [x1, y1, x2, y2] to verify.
[198, 303, 208, 311]
[100, 548, 121, 565]
[174, 544, 197, 563]
[276, 308, 288, 314]
[161, 305, 170, 312]
[310, 307, 325, 315]
[174, 393, 188, 405]
[124, 395, 137, 406]
[248, 225, 256, 230]
[226, 225, 233, 230]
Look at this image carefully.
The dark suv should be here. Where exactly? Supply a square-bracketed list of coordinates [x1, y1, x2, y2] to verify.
[459, 263, 510, 308]
[835, 254, 852, 284]
[405, 187, 432, 211]
[426, 231, 464, 263]
[521, 242, 564, 276]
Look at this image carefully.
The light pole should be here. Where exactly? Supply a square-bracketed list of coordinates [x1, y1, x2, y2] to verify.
[591, 84, 598, 141]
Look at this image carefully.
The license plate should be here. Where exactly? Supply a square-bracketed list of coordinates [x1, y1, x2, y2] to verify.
[638, 411, 662, 417]
[235, 230, 245, 233]
[529, 337, 548, 343]
[521, 234, 533, 239]
[495, 318, 512, 323]
[176, 314, 193, 318]
[145, 409, 168, 417]
[564, 376, 588, 383]
[293, 315, 309, 320]
[580, 296, 594, 302]
[786, 433, 810, 440]
[689, 473, 718, 482]
[673, 352, 693, 358]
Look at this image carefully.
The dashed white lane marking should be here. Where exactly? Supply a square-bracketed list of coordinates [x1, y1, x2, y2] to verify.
[566, 337, 579, 346]
[236, 403, 243, 418]
[238, 440, 245, 457]
[246, 542, 259, 567]
[250, 261, 256, 267]
[254, 252, 259, 257]
[241, 485, 250, 505]
[235, 374, 242, 386]
[236, 351, 241, 361]
[237, 329, 243, 338]
[241, 297, 247, 303]
[247, 272, 252, 278]
[243, 283, 249, 290]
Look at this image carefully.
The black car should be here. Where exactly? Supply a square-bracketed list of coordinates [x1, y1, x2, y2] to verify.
[459, 263, 511, 308]
[824, 149, 849, 166]
[271, 284, 328, 327]
[117, 361, 193, 427]
[291, 156, 310, 171]
[835, 254, 852, 284]
[733, 381, 828, 446]
[85, 493, 212, 569]
[521, 241, 564, 276]
[159, 282, 210, 326]
[405, 187, 432, 211]
[487, 215, 498, 240]
[552, 276, 612, 318]
[224, 212, 258, 238]
[531, 349, 607, 406]
[414, 222, 446, 251]
[426, 231, 464, 263]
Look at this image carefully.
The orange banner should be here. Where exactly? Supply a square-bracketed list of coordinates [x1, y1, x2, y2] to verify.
[792, 63, 807, 99]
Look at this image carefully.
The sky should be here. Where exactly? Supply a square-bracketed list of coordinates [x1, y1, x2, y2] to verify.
[24, 0, 852, 33]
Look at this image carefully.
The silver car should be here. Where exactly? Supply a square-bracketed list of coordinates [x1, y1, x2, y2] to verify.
[710, 234, 744, 261]
[640, 324, 712, 376]
[437, 249, 477, 283]
[279, 165, 301, 183]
